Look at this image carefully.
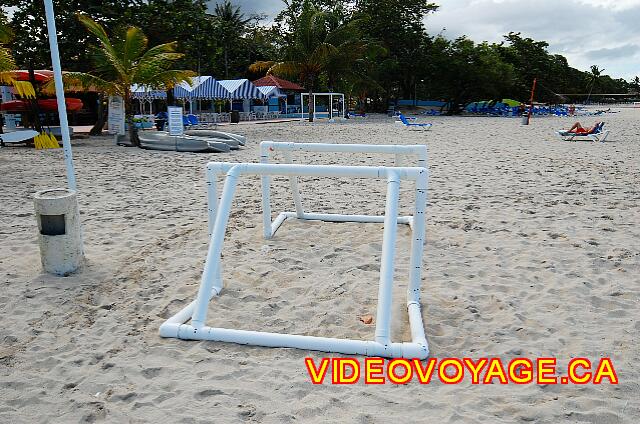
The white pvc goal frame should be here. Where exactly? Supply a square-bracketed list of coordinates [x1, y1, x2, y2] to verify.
[257, 141, 428, 239]
[160, 160, 430, 358]
[300, 92, 345, 121]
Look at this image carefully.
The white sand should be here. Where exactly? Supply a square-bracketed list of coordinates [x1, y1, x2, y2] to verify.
[1, 110, 638, 423]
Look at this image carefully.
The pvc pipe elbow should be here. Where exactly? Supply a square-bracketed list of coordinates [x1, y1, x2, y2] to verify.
[401, 342, 429, 359]
[159, 322, 181, 338]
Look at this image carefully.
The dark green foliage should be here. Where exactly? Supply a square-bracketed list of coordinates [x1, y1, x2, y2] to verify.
[2, 1, 630, 111]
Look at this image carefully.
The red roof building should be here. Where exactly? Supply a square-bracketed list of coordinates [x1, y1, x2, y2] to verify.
[252, 75, 304, 92]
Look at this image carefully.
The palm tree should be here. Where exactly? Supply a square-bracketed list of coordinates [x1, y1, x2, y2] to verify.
[49, 15, 194, 146]
[585, 65, 604, 104]
[0, 21, 37, 126]
[0, 21, 16, 86]
[249, 0, 365, 122]
[631, 76, 640, 95]
[213, 0, 252, 79]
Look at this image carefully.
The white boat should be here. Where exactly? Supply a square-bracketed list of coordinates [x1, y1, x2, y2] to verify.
[184, 129, 246, 147]
[138, 132, 230, 153]
[0, 130, 39, 146]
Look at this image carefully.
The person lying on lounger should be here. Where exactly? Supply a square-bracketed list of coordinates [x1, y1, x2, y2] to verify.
[567, 122, 600, 134]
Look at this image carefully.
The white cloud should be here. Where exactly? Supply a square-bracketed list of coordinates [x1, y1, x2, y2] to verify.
[425, 0, 640, 79]
[212, 0, 640, 80]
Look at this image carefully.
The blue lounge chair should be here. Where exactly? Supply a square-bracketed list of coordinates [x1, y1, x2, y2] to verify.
[397, 114, 432, 130]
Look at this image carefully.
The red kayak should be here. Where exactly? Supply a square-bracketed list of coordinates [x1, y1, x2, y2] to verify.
[0, 98, 83, 113]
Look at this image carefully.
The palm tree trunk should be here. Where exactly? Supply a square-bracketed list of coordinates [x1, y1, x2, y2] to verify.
[124, 91, 139, 147]
[224, 47, 229, 79]
[307, 75, 314, 123]
[90, 94, 106, 136]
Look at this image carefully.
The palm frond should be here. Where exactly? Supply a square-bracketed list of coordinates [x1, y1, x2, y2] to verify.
[123, 27, 148, 68]
[42, 72, 117, 95]
[248, 61, 275, 73]
[268, 62, 303, 81]
[77, 14, 127, 78]
[141, 70, 196, 90]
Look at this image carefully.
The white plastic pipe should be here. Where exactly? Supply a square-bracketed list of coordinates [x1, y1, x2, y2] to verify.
[259, 151, 273, 239]
[206, 169, 218, 237]
[43, 0, 77, 191]
[162, 161, 430, 359]
[408, 172, 428, 302]
[208, 162, 423, 181]
[283, 150, 305, 217]
[374, 171, 400, 345]
[192, 165, 241, 327]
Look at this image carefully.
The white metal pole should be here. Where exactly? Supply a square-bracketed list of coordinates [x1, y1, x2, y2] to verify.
[43, 0, 77, 191]
[313, 94, 316, 121]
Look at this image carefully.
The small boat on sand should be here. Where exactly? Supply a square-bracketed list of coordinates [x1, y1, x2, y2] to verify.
[184, 130, 246, 147]
[138, 132, 230, 153]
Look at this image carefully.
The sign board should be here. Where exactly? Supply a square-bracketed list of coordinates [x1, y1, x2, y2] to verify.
[168, 106, 184, 136]
[108, 96, 125, 135]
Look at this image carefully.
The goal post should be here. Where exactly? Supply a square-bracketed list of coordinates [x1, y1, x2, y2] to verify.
[160, 161, 430, 359]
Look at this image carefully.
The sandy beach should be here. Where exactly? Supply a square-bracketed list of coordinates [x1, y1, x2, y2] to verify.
[1, 111, 638, 423]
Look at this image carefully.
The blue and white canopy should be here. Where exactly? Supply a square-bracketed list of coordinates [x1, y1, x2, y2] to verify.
[190, 77, 226, 99]
[131, 84, 167, 99]
[257, 85, 286, 98]
[173, 76, 210, 99]
[218, 79, 265, 99]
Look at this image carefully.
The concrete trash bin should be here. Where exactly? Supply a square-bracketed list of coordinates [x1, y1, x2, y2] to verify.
[34, 188, 83, 276]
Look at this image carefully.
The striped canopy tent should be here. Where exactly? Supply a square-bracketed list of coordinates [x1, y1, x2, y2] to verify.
[190, 77, 226, 99]
[173, 76, 210, 99]
[257, 85, 286, 98]
[218, 79, 265, 99]
[131, 84, 167, 100]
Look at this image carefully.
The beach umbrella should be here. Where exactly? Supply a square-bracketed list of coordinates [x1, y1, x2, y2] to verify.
[501, 98, 521, 107]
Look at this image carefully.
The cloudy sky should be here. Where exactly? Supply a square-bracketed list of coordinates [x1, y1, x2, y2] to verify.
[217, 0, 640, 80]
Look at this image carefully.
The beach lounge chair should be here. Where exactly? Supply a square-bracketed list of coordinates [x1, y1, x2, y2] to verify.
[556, 122, 609, 142]
[397, 113, 432, 130]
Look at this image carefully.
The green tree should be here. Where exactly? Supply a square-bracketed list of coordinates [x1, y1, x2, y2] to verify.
[426, 36, 514, 113]
[585, 65, 604, 103]
[354, 0, 438, 103]
[212, 0, 253, 78]
[250, 0, 360, 121]
[127, 1, 219, 76]
[631, 76, 640, 95]
[0, 0, 135, 70]
[54, 15, 194, 145]
[0, 18, 16, 83]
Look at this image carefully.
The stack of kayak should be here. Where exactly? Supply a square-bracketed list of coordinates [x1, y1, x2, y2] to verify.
[137, 130, 246, 153]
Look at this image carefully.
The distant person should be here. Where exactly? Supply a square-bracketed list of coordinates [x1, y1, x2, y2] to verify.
[569, 104, 576, 116]
[518, 103, 526, 116]
[567, 122, 600, 134]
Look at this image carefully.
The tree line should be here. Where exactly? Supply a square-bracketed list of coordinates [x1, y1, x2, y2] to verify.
[1, 0, 634, 113]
